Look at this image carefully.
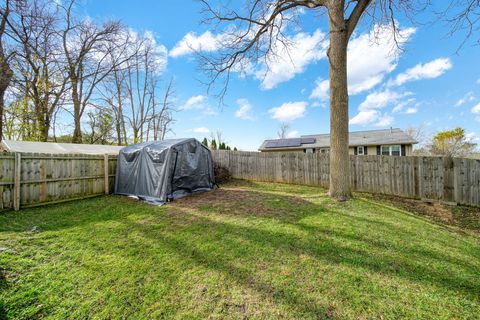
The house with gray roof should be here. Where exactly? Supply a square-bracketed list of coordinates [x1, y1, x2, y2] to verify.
[259, 128, 418, 156]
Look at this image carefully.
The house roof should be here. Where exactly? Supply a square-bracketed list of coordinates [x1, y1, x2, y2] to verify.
[259, 128, 418, 151]
[0, 140, 124, 155]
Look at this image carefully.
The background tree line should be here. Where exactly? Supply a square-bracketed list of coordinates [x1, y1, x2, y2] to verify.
[407, 126, 478, 158]
[0, 0, 175, 145]
[201, 130, 238, 151]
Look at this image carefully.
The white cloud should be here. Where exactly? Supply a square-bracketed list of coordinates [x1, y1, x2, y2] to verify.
[268, 101, 308, 122]
[405, 107, 418, 114]
[286, 130, 300, 138]
[391, 58, 452, 86]
[350, 110, 378, 125]
[256, 29, 327, 89]
[472, 102, 480, 114]
[142, 30, 169, 72]
[347, 25, 415, 95]
[310, 78, 329, 101]
[376, 114, 394, 127]
[310, 24, 415, 101]
[349, 110, 393, 127]
[455, 91, 475, 107]
[392, 98, 416, 113]
[350, 88, 412, 126]
[171, 28, 328, 89]
[202, 107, 219, 116]
[169, 31, 225, 57]
[235, 98, 254, 120]
[193, 127, 210, 134]
[358, 89, 411, 111]
[183, 95, 207, 109]
[181, 95, 218, 116]
[477, 78, 480, 85]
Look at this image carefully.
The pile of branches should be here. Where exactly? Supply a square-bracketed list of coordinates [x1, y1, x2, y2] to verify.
[213, 162, 231, 184]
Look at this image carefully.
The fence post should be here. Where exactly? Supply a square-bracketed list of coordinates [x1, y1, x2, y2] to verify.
[104, 154, 109, 194]
[13, 152, 21, 211]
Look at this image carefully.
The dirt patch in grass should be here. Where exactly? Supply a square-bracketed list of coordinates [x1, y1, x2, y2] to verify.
[175, 188, 254, 207]
[360, 193, 480, 233]
[173, 187, 314, 220]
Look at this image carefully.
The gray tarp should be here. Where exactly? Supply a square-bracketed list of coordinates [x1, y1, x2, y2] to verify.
[115, 138, 215, 204]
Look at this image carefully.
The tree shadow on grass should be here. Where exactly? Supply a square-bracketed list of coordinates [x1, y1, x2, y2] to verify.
[297, 214, 480, 272]
[1, 186, 479, 317]
[0, 267, 7, 320]
[0, 195, 158, 233]
[126, 214, 336, 318]
[125, 192, 480, 316]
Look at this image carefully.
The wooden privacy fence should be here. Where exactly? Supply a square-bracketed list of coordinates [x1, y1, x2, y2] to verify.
[0, 152, 117, 211]
[1, 150, 478, 210]
[211, 150, 480, 207]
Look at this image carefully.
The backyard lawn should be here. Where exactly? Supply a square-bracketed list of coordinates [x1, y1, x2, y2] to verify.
[1, 180, 479, 319]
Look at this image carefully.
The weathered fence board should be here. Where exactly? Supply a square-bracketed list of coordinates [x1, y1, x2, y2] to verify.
[0, 152, 118, 211]
[212, 150, 480, 207]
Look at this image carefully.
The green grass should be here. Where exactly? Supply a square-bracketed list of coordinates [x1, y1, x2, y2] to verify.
[1, 180, 479, 319]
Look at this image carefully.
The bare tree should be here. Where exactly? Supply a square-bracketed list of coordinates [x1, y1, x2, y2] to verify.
[277, 122, 290, 139]
[100, 51, 130, 145]
[101, 30, 168, 144]
[123, 34, 164, 143]
[149, 77, 175, 141]
[439, 0, 480, 48]
[405, 124, 429, 145]
[214, 130, 223, 146]
[198, 0, 419, 200]
[0, 0, 15, 140]
[3, 0, 176, 144]
[59, 0, 129, 143]
[6, 0, 68, 141]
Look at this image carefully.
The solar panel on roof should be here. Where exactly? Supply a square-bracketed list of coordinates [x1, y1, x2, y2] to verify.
[301, 137, 316, 144]
[265, 138, 303, 148]
[264, 141, 278, 148]
[264, 137, 318, 149]
[281, 138, 302, 147]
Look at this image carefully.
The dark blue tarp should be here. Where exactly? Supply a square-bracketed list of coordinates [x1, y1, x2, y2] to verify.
[115, 138, 215, 204]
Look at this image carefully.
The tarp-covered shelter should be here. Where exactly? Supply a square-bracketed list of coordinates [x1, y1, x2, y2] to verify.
[115, 138, 215, 204]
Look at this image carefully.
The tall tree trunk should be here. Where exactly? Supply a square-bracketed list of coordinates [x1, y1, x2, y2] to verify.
[71, 79, 82, 143]
[0, 52, 12, 142]
[115, 102, 123, 145]
[116, 118, 122, 145]
[0, 0, 11, 142]
[132, 127, 139, 144]
[36, 112, 50, 142]
[0, 95, 5, 140]
[327, 2, 351, 200]
[121, 114, 127, 145]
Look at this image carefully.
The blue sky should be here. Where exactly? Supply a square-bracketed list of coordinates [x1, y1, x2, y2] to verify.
[83, 1, 480, 151]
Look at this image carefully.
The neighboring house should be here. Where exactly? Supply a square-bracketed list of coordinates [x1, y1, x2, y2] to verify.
[259, 128, 418, 156]
[0, 140, 124, 155]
